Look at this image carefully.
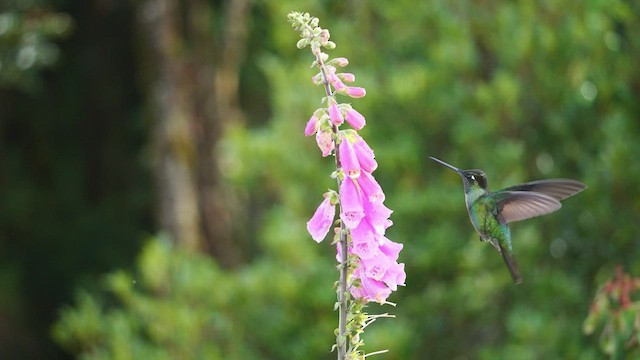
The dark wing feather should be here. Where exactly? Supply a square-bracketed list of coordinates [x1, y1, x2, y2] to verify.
[494, 191, 561, 224]
[500, 179, 586, 201]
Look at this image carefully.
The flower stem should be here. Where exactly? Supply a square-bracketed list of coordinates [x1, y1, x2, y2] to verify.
[337, 220, 348, 360]
[315, 46, 348, 360]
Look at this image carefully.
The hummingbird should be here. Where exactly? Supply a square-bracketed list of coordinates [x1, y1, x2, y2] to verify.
[429, 156, 586, 284]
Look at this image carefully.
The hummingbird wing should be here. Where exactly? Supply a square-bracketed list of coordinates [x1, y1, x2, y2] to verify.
[493, 191, 562, 224]
[500, 179, 587, 201]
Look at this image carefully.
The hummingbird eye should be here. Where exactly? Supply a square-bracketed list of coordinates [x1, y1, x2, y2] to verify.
[470, 175, 475, 181]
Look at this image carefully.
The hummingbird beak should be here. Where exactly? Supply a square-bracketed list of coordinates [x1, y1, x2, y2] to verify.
[429, 156, 463, 175]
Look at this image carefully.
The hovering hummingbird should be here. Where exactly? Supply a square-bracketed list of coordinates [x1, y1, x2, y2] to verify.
[429, 156, 586, 284]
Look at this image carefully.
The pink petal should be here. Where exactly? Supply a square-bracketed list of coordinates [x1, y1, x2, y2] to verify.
[350, 218, 376, 244]
[353, 138, 377, 173]
[339, 138, 360, 178]
[351, 240, 380, 260]
[358, 171, 384, 203]
[382, 262, 406, 290]
[339, 177, 364, 229]
[359, 275, 392, 303]
[306, 197, 336, 242]
[362, 199, 393, 234]
[379, 236, 403, 261]
[361, 255, 392, 281]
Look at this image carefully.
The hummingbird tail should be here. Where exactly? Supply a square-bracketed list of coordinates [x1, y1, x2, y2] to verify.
[498, 243, 522, 284]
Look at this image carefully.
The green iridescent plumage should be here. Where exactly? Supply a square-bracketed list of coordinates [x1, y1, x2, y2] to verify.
[430, 157, 586, 284]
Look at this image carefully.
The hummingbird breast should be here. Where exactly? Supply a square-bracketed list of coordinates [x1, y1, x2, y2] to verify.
[466, 194, 513, 253]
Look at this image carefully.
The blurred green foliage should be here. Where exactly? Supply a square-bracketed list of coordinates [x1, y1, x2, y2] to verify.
[54, 236, 336, 359]
[2, 0, 640, 358]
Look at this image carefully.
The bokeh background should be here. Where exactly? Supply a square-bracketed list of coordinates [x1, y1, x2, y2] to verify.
[1, 0, 639, 359]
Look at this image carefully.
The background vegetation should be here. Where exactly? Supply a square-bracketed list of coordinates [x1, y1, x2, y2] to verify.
[1, 0, 639, 358]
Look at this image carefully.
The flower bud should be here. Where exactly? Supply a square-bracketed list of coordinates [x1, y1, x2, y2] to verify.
[338, 73, 355, 83]
[345, 108, 366, 130]
[331, 57, 349, 67]
[346, 86, 366, 98]
[304, 114, 319, 136]
[296, 38, 309, 49]
[328, 102, 344, 125]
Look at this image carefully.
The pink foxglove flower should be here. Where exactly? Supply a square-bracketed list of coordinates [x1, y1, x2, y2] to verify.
[379, 236, 403, 261]
[353, 137, 377, 173]
[350, 217, 376, 244]
[358, 171, 384, 203]
[363, 199, 392, 233]
[329, 102, 344, 125]
[307, 196, 336, 243]
[382, 262, 406, 291]
[346, 86, 366, 98]
[289, 12, 404, 357]
[361, 254, 392, 281]
[305, 114, 318, 136]
[353, 268, 393, 303]
[345, 108, 366, 130]
[339, 176, 364, 229]
[339, 137, 360, 178]
[350, 220, 379, 260]
[316, 127, 334, 157]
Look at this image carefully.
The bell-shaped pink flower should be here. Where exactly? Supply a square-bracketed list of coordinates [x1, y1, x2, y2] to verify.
[379, 236, 403, 261]
[363, 199, 392, 235]
[328, 102, 344, 125]
[357, 272, 393, 304]
[382, 262, 406, 291]
[346, 86, 366, 98]
[345, 108, 366, 130]
[339, 177, 364, 229]
[338, 137, 360, 178]
[353, 137, 377, 173]
[358, 171, 384, 203]
[307, 197, 336, 242]
[304, 114, 318, 136]
[361, 254, 392, 281]
[315, 128, 334, 157]
[352, 239, 380, 260]
[350, 217, 376, 244]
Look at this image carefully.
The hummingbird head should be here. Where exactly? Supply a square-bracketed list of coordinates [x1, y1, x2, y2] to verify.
[429, 157, 488, 192]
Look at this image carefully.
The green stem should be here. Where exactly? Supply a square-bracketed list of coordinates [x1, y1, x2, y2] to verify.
[314, 44, 348, 360]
